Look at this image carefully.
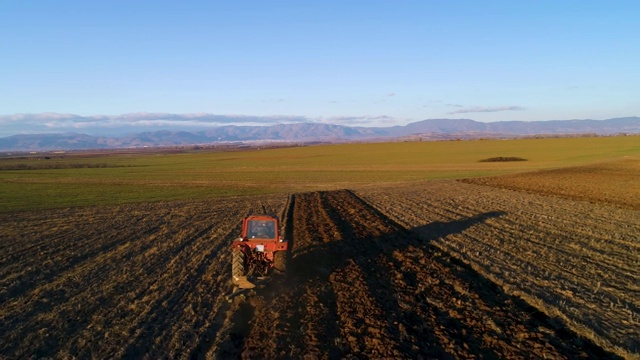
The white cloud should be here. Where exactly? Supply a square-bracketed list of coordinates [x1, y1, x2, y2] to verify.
[1, 112, 308, 125]
[320, 115, 395, 125]
[0, 112, 400, 136]
[448, 106, 525, 114]
[0, 112, 312, 135]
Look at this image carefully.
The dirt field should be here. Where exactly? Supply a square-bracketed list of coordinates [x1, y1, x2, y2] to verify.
[359, 181, 639, 359]
[0, 195, 289, 358]
[462, 157, 640, 210]
[213, 190, 623, 359]
[2, 177, 637, 358]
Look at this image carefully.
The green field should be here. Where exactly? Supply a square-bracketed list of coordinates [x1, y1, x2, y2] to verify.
[1, 136, 639, 212]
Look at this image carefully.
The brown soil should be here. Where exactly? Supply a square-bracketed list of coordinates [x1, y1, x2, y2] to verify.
[359, 180, 639, 358]
[0, 195, 289, 359]
[462, 157, 640, 210]
[215, 190, 622, 359]
[3, 185, 632, 358]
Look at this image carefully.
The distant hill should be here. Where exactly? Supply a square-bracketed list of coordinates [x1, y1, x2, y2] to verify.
[1, 117, 638, 151]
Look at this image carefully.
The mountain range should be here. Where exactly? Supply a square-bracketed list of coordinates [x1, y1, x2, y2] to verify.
[1, 117, 638, 151]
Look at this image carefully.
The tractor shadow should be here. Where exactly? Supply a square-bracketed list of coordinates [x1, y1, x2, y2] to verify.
[282, 190, 621, 359]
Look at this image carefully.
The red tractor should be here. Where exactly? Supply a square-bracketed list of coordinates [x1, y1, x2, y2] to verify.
[231, 215, 288, 289]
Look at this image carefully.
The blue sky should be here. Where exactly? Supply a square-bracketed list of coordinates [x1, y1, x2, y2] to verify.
[1, 1, 639, 134]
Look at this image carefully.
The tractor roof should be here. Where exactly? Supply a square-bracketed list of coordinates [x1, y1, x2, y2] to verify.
[245, 214, 278, 221]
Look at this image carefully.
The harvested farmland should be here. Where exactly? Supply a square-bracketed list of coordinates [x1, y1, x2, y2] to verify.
[0, 195, 289, 358]
[1, 185, 632, 358]
[463, 157, 640, 210]
[359, 180, 640, 358]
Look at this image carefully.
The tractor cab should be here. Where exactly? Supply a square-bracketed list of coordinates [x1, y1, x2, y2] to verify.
[245, 218, 277, 240]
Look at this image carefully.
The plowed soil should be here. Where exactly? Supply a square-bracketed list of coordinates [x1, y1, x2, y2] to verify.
[3, 184, 633, 358]
[212, 190, 627, 359]
[359, 181, 639, 358]
[0, 195, 289, 359]
[462, 157, 640, 210]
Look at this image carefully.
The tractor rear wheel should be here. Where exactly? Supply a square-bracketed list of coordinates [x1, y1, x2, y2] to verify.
[274, 250, 287, 274]
[232, 249, 246, 280]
